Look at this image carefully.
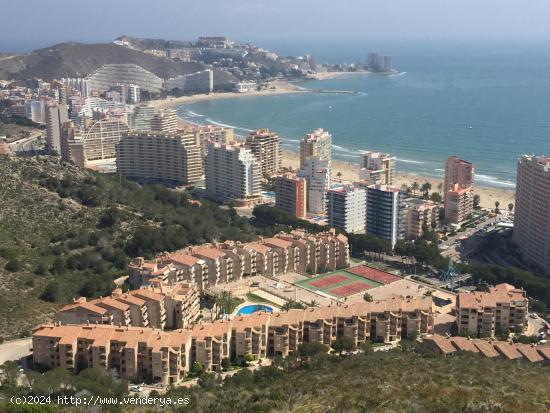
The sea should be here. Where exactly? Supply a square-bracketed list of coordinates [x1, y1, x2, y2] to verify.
[176, 40, 550, 189]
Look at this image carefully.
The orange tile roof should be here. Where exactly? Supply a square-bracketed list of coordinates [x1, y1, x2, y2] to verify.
[166, 252, 203, 266]
[515, 344, 544, 363]
[302, 306, 338, 322]
[536, 345, 550, 360]
[424, 335, 456, 355]
[192, 320, 232, 340]
[192, 247, 225, 260]
[472, 340, 499, 358]
[94, 297, 129, 312]
[263, 238, 293, 249]
[493, 342, 523, 360]
[59, 301, 108, 315]
[115, 294, 146, 307]
[231, 312, 272, 331]
[269, 309, 305, 327]
[449, 336, 480, 353]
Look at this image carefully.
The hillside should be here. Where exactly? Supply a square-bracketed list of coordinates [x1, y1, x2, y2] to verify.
[0, 155, 257, 339]
[0, 42, 236, 87]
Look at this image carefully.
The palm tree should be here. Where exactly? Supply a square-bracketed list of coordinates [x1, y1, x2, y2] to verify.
[336, 171, 343, 183]
[494, 201, 500, 214]
[424, 182, 432, 198]
[308, 300, 319, 307]
[508, 203, 514, 212]
[411, 181, 419, 197]
[437, 182, 443, 194]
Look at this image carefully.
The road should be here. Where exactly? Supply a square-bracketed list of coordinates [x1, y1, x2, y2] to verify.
[440, 215, 499, 261]
[0, 337, 32, 366]
[8, 131, 43, 153]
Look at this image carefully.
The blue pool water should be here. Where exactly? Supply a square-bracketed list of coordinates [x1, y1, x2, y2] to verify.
[236, 304, 273, 316]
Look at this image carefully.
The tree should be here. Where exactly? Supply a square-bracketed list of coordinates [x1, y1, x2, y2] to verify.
[336, 171, 343, 182]
[508, 203, 514, 212]
[363, 293, 373, 302]
[221, 357, 231, 371]
[281, 300, 306, 311]
[298, 342, 328, 358]
[4, 259, 20, 272]
[192, 361, 204, 375]
[40, 282, 60, 302]
[429, 192, 442, 203]
[494, 201, 500, 213]
[421, 182, 432, 199]
[411, 181, 419, 197]
[244, 353, 254, 362]
[332, 336, 355, 353]
[437, 182, 443, 194]
[473, 194, 481, 208]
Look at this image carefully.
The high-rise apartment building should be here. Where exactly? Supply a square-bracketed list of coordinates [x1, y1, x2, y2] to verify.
[245, 129, 281, 176]
[444, 156, 474, 225]
[194, 125, 234, 159]
[274, 174, 307, 218]
[86, 64, 163, 93]
[81, 118, 128, 162]
[165, 69, 214, 94]
[45, 102, 69, 152]
[205, 142, 261, 205]
[151, 109, 178, 134]
[366, 184, 403, 248]
[513, 155, 550, 273]
[327, 185, 367, 233]
[116, 131, 202, 185]
[129, 104, 156, 131]
[299, 128, 332, 169]
[359, 151, 396, 186]
[297, 157, 330, 214]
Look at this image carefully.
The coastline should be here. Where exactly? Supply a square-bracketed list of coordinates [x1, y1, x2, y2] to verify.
[281, 149, 515, 210]
[165, 84, 516, 209]
[151, 80, 307, 110]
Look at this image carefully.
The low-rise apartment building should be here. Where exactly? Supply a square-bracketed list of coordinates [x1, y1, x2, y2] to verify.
[33, 295, 434, 383]
[129, 230, 349, 290]
[456, 283, 528, 337]
[56, 282, 199, 330]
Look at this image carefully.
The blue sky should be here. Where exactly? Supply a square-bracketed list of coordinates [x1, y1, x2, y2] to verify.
[1, 0, 549, 51]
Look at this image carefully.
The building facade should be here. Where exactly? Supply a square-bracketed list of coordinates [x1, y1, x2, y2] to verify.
[245, 129, 282, 176]
[165, 70, 214, 94]
[86, 64, 163, 94]
[151, 109, 178, 134]
[328, 185, 367, 234]
[456, 283, 528, 337]
[366, 184, 403, 248]
[80, 118, 128, 162]
[204, 142, 262, 204]
[297, 157, 330, 214]
[274, 174, 307, 218]
[33, 295, 433, 383]
[513, 155, 550, 273]
[299, 128, 332, 169]
[402, 198, 439, 239]
[359, 151, 396, 186]
[444, 156, 474, 225]
[45, 102, 69, 152]
[116, 131, 202, 185]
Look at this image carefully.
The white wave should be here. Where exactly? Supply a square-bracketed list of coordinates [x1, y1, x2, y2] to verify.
[186, 110, 204, 118]
[389, 71, 407, 78]
[332, 144, 356, 155]
[205, 118, 253, 132]
[397, 157, 425, 164]
[475, 174, 516, 188]
[434, 168, 445, 172]
[285, 138, 301, 143]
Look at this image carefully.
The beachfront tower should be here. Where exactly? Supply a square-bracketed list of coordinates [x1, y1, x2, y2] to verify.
[297, 157, 330, 214]
[444, 156, 474, 225]
[366, 184, 404, 248]
[245, 129, 282, 177]
[359, 151, 396, 186]
[513, 155, 550, 274]
[327, 185, 366, 234]
[274, 174, 307, 219]
[299, 128, 332, 169]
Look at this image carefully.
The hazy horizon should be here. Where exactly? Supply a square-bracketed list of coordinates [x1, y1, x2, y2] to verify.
[2, 0, 550, 53]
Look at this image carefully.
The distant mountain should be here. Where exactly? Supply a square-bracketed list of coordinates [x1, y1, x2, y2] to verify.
[0, 42, 236, 87]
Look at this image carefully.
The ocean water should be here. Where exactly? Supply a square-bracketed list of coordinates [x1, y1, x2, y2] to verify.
[177, 42, 550, 188]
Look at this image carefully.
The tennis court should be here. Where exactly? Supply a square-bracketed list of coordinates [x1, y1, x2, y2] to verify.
[347, 265, 400, 285]
[295, 269, 382, 298]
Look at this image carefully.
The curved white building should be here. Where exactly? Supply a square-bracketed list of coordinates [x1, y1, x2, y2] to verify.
[87, 64, 163, 93]
[82, 118, 128, 161]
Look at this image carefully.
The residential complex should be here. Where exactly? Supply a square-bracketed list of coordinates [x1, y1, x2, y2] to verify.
[57, 282, 200, 330]
[194, 125, 234, 159]
[128, 104, 156, 131]
[33, 295, 433, 384]
[245, 129, 282, 176]
[274, 174, 307, 218]
[328, 185, 367, 233]
[366, 184, 403, 248]
[116, 130, 202, 185]
[444, 156, 474, 225]
[128, 230, 349, 291]
[299, 128, 332, 169]
[79, 118, 128, 163]
[359, 151, 396, 186]
[204, 142, 261, 205]
[513, 155, 550, 274]
[297, 157, 330, 214]
[86, 63, 163, 93]
[456, 283, 528, 337]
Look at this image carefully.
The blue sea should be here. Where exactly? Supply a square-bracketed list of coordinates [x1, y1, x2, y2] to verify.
[177, 41, 550, 188]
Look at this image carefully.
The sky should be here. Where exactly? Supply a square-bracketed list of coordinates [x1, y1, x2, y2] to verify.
[1, 0, 550, 52]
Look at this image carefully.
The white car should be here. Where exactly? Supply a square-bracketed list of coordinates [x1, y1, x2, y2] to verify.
[129, 385, 142, 392]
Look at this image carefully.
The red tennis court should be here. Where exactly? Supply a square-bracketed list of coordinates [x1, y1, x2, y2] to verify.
[330, 281, 373, 297]
[309, 273, 350, 288]
[347, 265, 400, 284]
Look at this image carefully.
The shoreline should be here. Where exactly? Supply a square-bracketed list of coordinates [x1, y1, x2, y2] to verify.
[166, 84, 516, 207]
[150, 80, 308, 110]
[280, 149, 515, 210]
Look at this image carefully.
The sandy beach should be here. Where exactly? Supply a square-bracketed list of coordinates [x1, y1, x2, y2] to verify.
[151, 80, 307, 110]
[162, 82, 515, 210]
[281, 149, 515, 210]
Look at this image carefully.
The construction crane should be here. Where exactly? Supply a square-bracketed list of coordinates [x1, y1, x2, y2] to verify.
[439, 258, 461, 290]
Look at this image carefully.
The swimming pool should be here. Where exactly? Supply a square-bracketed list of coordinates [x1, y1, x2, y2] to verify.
[236, 304, 273, 316]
